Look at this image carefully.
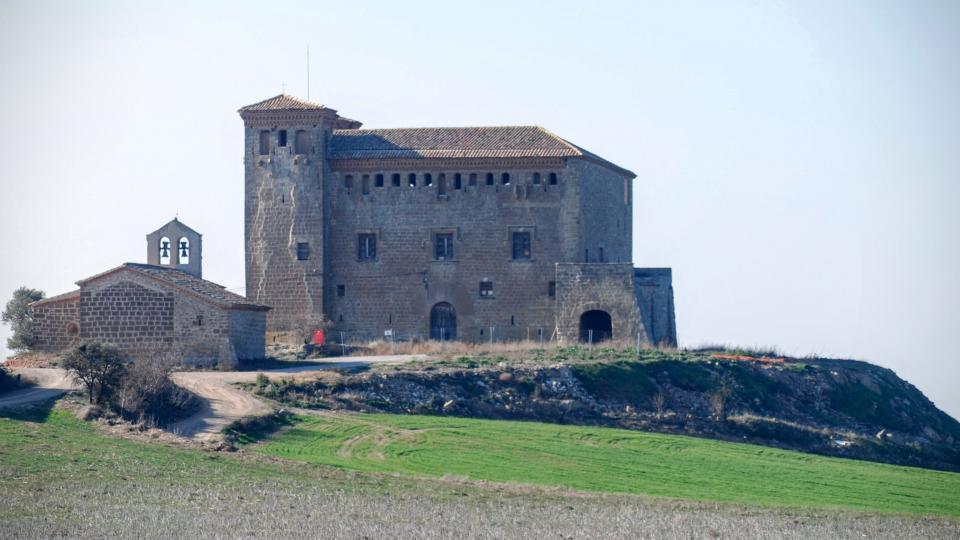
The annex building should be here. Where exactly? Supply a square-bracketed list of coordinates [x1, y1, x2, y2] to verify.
[29, 219, 269, 366]
[240, 95, 676, 345]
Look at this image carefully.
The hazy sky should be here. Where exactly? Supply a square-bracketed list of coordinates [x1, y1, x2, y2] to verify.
[1, 1, 958, 418]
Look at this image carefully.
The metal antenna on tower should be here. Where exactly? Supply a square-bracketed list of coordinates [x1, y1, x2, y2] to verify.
[307, 44, 311, 101]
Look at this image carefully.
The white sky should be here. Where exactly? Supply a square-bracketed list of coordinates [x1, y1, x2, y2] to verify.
[1, 1, 958, 419]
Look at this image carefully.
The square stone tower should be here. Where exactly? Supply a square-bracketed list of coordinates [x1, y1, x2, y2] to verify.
[238, 94, 361, 332]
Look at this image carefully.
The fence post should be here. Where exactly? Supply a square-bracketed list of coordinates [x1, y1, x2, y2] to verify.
[490, 326, 494, 345]
[637, 332, 641, 358]
[588, 329, 593, 352]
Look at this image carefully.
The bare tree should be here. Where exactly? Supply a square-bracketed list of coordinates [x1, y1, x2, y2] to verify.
[62, 342, 127, 404]
[652, 392, 667, 419]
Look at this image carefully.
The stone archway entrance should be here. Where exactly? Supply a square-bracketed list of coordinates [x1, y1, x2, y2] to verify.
[579, 310, 612, 343]
[430, 302, 457, 341]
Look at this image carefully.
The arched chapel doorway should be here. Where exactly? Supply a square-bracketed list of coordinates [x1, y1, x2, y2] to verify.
[430, 302, 457, 341]
[579, 310, 612, 343]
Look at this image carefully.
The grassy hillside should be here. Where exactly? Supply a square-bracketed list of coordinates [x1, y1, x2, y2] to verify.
[251, 413, 960, 516]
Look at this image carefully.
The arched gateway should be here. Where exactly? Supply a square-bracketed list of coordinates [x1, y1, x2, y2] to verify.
[579, 310, 612, 343]
[430, 302, 457, 341]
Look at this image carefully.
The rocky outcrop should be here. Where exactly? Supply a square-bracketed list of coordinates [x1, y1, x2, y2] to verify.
[258, 356, 960, 472]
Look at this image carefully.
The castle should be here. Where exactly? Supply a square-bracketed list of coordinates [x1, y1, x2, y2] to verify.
[240, 95, 676, 345]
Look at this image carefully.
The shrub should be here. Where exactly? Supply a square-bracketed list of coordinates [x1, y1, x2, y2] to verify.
[0, 364, 24, 394]
[115, 358, 199, 427]
[62, 342, 127, 404]
[1, 287, 45, 352]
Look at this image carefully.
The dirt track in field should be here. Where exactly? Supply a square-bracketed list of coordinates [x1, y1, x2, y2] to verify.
[2, 355, 422, 441]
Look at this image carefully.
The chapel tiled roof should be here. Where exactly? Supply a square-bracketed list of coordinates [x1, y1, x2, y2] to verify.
[328, 126, 634, 177]
[29, 289, 80, 307]
[76, 263, 269, 311]
[238, 94, 330, 112]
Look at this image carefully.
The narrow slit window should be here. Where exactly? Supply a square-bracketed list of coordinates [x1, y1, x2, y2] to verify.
[278, 130, 287, 147]
[548, 281, 556, 297]
[337, 284, 345, 297]
[598, 247, 604, 262]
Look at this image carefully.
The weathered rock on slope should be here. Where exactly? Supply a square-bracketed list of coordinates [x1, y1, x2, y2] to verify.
[257, 352, 960, 472]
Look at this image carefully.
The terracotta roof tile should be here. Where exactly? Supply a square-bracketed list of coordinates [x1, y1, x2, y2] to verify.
[238, 94, 329, 112]
[328, 126, 634, 177]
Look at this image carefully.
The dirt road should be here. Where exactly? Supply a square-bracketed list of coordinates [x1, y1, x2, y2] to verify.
[2, 355, 422, 441]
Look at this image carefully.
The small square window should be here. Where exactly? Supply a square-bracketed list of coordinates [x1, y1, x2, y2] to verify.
[358, 233, 377, 261]
[512, 231, 531, 260]
[296, 242, 310, 261]
[435, 233, 454, 261]
[479, 281, 494, 298]
[337, 285, 345, 297]
[548, 281, 556, 297]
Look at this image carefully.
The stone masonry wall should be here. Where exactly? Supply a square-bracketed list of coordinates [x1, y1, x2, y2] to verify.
[30, 296, 80, 352]
[229, 310, 267, 361]
[633, 268, 677, 346]
[555, 263, 648, 344]
[574, 159, 633, 265]
[324, 162, 582, 342]
[244, 121, 327, 333]
[79, 276, 175, 358]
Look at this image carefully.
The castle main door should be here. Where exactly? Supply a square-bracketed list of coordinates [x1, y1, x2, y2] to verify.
[430, 302, 457, 341]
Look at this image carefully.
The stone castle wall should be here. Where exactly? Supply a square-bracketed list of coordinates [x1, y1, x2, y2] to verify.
[323, 162, 582, 342]
[555, 263, 648, 344]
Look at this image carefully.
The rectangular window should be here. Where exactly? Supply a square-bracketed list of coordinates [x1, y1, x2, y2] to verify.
[258, 130, 270, 155]
[296, 242, 310, 261]
[424, 173, 433, 187]
[454, 173, 462, 190]
[392, 173, 401, 187]
[278, 130, 288, 147]
[362, 174, 370, 195]
[294, 130, 308, 154]
[501, 173, 510, 185]
[358, 233, 377, 261]
[485, 173, 494, 186]
[434, 233, 454, 260]
[437, 173, 447, 195]
[408, 173, 417, 187]
[548, 281, 556, 297]
[598, 247, 604, 262]
[479, 281, 494, 298]
[469, 173, 477, 186]
[344, 174, 353, 189]
[549, 172, 558, 185]
[533, 172, 541, 185]
[512, 231, 531, 260]
[337, 284, 345, 297]
[375, 174, 384, 187]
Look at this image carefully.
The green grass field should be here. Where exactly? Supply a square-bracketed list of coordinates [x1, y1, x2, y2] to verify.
[252, 413, 960, 516]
